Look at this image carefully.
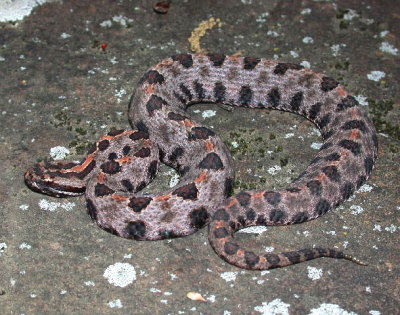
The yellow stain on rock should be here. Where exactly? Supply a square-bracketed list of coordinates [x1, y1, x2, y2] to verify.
[188, 17, 223, 53]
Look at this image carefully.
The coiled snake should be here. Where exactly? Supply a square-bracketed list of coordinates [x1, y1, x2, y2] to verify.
[25, 54, 378, 270]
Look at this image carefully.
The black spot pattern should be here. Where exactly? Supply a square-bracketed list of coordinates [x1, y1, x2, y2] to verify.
[264, 254, 280, 268]
[337, 96, 359, 111]
[307, 180, 322, 196]
[108, 130, 124, 136]
[129, 130, 149, 140]
[108, 152, 117, 160]
[322, 165, 341, 182]
[264, 191, 281, 206]
[213, 208, 230, 221]
[224, 178, 234, 197]
[127, 221, 146, 239]
[290, 92, 303, 111]
[339, 139, 362, 155]
[179, 84, 193, 101]
[128, 196, 152, 212]
[134, 147, 151, 158]
[94, 183, 115, 197]
[168, 112, 187, 121]
[316, 199, 330, 215]
[293, 212, 308, 223]
[172, 183, 198, 200]
[256, 215, 267, 225]
[207, 53, 226, 66]
[318, 114, 331, 129]
[245, 251, 260, 267]
[146, 94, 167, 116]
[236, 192, 251, 207]
[86, 199, 97, 220]
[246, 209, 256, 221]
[341, 182, 354, 200]
[194, 81, 206, 99]
[243, 57, 261, 70]
[169, 147, 184, 162]
[343, 120, 367, 132]
[101, 160, 121, 175]
[188, 127, 215, 141]
[138, 70, 165, 85]
[189, 207, 209, 228]
[364, 157, 374, 174]
[325, 152, 341, 161]
[214, 82, 226, 101]
[123, 145, 131, 156]
[270, 209, 287, 222]
[148, 160, 158, 178]
[268, 88, 280, 107]
[274, 63, 303, 75]
[214, 227, 229, 238]
[287, 187, 301, 193]
[172, 54, 193, 68]
[136, 121, 149, 133]
[224, 242, 239, 255]
[98, 139, 110, 151]
[121, 179, 134, 192]
[283, 251, 301, 264]
[239, 86, 253, 106]
[309, 102, 322, 120]
[321, 76, 339, 91]
[198, 153, 223, 170]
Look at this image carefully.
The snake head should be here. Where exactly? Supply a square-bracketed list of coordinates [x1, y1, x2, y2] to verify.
[24, 160, 87, 197]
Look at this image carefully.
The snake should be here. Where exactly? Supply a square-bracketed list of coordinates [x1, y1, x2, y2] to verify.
[25, 54, 378, 270]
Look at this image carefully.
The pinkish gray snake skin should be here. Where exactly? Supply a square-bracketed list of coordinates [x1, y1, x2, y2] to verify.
[25, 54, 378, 270]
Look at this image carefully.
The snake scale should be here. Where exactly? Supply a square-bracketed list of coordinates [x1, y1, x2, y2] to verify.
[25, 54, 378, 270]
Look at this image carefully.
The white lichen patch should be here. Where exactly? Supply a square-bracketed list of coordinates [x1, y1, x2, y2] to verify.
[115, 88, 127, 103]
[84, 281, 95, 286]
[310, 142, 322, 150]
[307, 266, 323, 280]
[0, 0, 55, 22]
[290, 50, 299, 58]
[19, 204, 29, 211]
[343, 9, 359, 21]
[350, 205, 364, 215]
[301, 8, 311, 15]
[373, 224, 381, 232]
[384, 224, 397, 233]
[19, 242, 32, 250]
[284, 133, 294, 139]
[302, 37, 314, 44]
[100, 15, 133, 28]
[38, 199, 75, 212]
[103, 262, 136, 287]
[300, 61, 311, 68]
[330, 43, 346, 57]
[108, 299, 123, 308]
[379, 42, 398, 55]
[238, 226, 268, 234]
[220, 271, 238, 282]
[254, 298, 290, 315]
[309, 303, 357, 315]
[202, 110, 216, 118]
[60, 32, 71, 39]
[0, 243, 7, 256]
[357, 184, 373, 193]
[50, 146, 70, 160]
[267, 165, 281, 175]
[355, 95, 369, 106]
[367, 71, 385, 82]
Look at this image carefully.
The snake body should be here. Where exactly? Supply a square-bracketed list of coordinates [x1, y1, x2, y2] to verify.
[25, 54, 378, 269]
